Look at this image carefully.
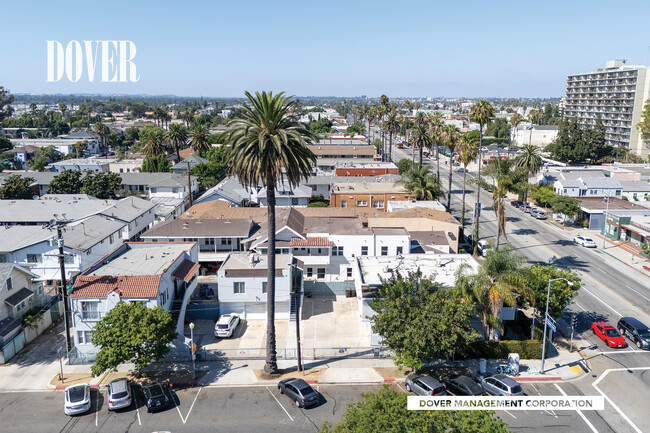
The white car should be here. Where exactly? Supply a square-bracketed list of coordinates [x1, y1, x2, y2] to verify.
[574, 236, 597, 248]
[214, 314, 240, 338]
[64, 383, 91, 416]
[477, 239, 492, 256]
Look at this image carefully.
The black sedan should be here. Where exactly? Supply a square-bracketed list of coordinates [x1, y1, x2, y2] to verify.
[142, 384, 170, 412]
[278, 378, 319, 408]
[511, 200, 523, 208]
[441, 374, 486, 396]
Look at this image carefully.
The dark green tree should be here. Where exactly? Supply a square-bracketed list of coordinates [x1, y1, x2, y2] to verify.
[318, 386, 508, 433]
[371, 272, 476, 370]
[190, 162, 227, 189]
[0, 137, 12, 151]
[307, 117, 335, 135]
[400, 165, 441, 201]
[522, 265, 581, 319]
[0, 175, 35, 199]
[551, 195, 581, 223]
[90, 302, 177, 376]
[396, 158, 414, 175]
[638, 98, 650, 150]
[0, 86, 15, 121]
[141, 155, 171, 173]
[49, 170, 83, 194]
[81, 172, 122, 199]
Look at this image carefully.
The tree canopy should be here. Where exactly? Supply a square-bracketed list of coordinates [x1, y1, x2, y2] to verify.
[318, 386, 508, 433]
[0, 175, 35, 199]
[80, 172, 122, 199]
[141, 154, 171, 173]
[370, 272, 477, 370]
[91, 302, 177, 376]
[49, 170, 83, 194]
[546, 117, 613, 164]
[521, 265, 581, 319]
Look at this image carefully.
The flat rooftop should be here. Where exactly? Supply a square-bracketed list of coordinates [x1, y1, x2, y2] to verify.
[142, 218, 253, 238]
[85, 243, 195, 277]
[331, 182, 407, 194]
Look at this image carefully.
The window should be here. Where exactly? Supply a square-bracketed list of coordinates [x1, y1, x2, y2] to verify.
[341, 200, 347, 208]
[16, 301, 26, 312]
[307, 268, 313, 278]
[206, 238, 215, 245]
[291, 198, 300, 205]
[27, 254, 42, 263]
[356, 200, 367, 206]
[396, 246, 403, 255]
[317, 268, 325, 279]
[381, 246, 388, 256]
[109, 233, 115, 243]
[333, 246, 344, 256]
[64, 254, 74, 264]
[159, 290, 168, 306]
[221, 238, 232, 245]
[0, 254, 7, 263]
[361, 246, 368, 256]
[262, 282, 267, 293]
[80, 302, 100, 320]
[347, 267, 353, 278]
[6, 277, 12, 291]
[372, 200, 384, 209]
[77, 330, 93, 345]
[234, 282, 245, 294]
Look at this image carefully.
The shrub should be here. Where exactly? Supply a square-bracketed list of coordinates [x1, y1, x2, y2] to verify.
[457, 339, 548, 360]
[22, 307, 46, 329]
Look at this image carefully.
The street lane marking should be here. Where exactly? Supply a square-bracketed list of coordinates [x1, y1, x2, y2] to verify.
[579, 285, 623, 317]
[622, 284, 650, 303]
[174, 386, 201, 424]
[95, 389, 99, 427]
[554, 383, 598, 433]
[267, 386, 293, 421]
[136, 404, 141, 426]
[504, 410, 517, 419]
[592, 368, 649, 433]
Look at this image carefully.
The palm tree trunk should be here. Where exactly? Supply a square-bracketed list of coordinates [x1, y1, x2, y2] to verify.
[496, 209, 502, 250]
[419, 144, 423, 168]
[175, 142, 181, 162]
[447, 168, 453, 211]
[436, 143, 440, 182]
[388, 132, 393, 162]
[461, 168, 467, 237]
[263, 176, 278, 375]
[473, 126, 483, 255]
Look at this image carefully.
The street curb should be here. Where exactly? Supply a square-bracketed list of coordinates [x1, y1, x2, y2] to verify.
[600, 248, 649, 274]
[168, 381, 199, 388]
[54, 384, 100, 390]
[515, 377, 562, 382]
[383, 378, 395, 382]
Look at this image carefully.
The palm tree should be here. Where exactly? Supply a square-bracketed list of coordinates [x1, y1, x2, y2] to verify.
[411, 124, 433, 168]
[470, 100, 495, 255]
[400, 165, 441, 200]
[383, 109, 400, 163]
[189, 126, 210, 154]
[529, 109, 543, 125]
[182, 107, 196, 128]
[457, 133, 478, 237]
[93, 122, 109, 154]
[29, 103, 37, 114]
[166, 123, 189, 161]
[513, 144, 543, 208]
[455, 247, 531, 340]
[492, 176, 510, 251]
[58, 103, 67, 122]
[444, 125, 461, 211]
[143, 127, 165, 157]
[226, 91, 316, 375]
[427, 113, 444, 181]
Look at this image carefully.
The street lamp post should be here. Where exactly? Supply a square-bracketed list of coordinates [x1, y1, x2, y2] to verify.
[189, 322, 196, 379]
[602, 193, 611, 249]
[541, 278, 574, 374]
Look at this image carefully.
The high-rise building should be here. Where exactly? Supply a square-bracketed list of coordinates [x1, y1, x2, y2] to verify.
[564, 60, 650, 158]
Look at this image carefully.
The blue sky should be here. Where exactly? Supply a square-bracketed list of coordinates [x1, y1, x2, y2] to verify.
[1, 0, 649, 98]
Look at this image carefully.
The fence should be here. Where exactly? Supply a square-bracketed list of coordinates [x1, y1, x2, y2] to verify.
[0, 331, 26, 363]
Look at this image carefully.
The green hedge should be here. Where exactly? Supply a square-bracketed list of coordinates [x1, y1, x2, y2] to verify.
[458, 339, 548, 360]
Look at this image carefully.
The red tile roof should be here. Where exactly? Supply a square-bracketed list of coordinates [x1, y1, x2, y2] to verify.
[172, 260, 200, 283]
[70, 275, 161, 298]
[289, 237, 333, 247]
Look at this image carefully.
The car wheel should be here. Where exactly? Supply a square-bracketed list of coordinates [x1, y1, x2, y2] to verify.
[637, 340, 642, 349]
[618, 327, 624, 335]
[405, 384, 411, 392]
[279, 387, 283, 394]
[295, 399, 301, 407]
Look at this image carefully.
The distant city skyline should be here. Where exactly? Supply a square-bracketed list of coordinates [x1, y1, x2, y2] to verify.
[1, 0, 649, 98]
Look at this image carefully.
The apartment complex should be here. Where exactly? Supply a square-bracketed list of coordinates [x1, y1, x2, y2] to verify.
[564, 60, 650, 158]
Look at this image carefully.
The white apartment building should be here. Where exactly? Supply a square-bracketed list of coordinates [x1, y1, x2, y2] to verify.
[510, 123, 559, 147]
[564, 60, 650, 158]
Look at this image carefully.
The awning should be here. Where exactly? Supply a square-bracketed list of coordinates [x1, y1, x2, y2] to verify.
[172, 260, 201, 283]
[5, 287, 34, 307]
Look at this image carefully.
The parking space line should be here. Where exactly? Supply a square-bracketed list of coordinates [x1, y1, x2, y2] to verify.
[174, 387, 202, 424]
[266, 386, 293, 422]
[554, 384, 597, 433]
[136, 405, 141, 426]
[592, 367, 649, 433]
[395, 383, 405, 392]
[504, 410, 517, 419]
[95, 389, 99, 427]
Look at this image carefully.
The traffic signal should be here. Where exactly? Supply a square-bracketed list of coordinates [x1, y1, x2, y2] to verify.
[571, 314, 578, 328]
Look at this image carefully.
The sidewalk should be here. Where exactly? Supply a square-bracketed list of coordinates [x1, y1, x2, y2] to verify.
[592, 233, 650, 275]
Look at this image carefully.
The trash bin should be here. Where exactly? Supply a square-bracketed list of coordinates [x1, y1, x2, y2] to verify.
[508, 353, 520, 376]
[479, 358, 487, 374]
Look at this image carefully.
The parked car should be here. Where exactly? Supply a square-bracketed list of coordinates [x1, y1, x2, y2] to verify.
[405, 374, 447, 396]
[617, 317, 650, 349]
[214, 314, 240, 338]
[106, 378, 132, 410]
[441, 375, 486, 396]
[64, 383, 91, 416]
[519, 205, 533, 213]
[591, 322, 627, 348]
[477, 239, 492, 256]
[142, 384, 170, 413]
[479, 374, 525, 396]
[511, 200, 523, 208]
[531, 210, 547, 220]
[574, 236, 597, 248]
[278, 378, 319, 408]
[454, 167, 467, 173]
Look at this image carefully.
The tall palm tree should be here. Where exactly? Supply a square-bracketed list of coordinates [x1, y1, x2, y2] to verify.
[166, 123, 189, 161]
[492, 176, 510, 251]
[226, 91, 316, 375]
[93, 122, 109, 154]
[29, 103, 37, 114]
[189, 125, 210, 154]
[400, 165, 441, 200]
[58, 103, 67, 122]
[427, 113, 444, 181]
[528, 109, 543, 125]
[457, 133, 478, 237]
[411, 124, 433, 167]
[513, 144, 543, 208]
[182, 107, 196, 128]
[455, 247, 531, 340]
[470, 100, 495, 255]
[509, 113, 523, 146]
[142, 127, 166, 157]
[444, 125, 461, 211]
[383, 109, 400, 163]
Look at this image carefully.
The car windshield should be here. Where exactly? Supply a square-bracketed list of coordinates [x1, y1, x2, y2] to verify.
[148, 385, 164, 397]
[217, 324, 229, 329]
[112, 391, 128, 399]
[637, 329, 650, 338]
[297, 385, 313, 395]
[605, 329, 620, 337]
[584, 238, 594, 243]
[510, 385, 523, 394]
[68, 387, 86, 403]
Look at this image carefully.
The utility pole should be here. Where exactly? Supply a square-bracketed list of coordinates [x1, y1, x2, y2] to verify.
[55, 223, 73, 352]
[292, 265, 302, 373]
[187, 161, 193, 208]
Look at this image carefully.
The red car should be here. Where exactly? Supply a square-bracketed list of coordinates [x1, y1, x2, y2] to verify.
[591, 322, 627, 348]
